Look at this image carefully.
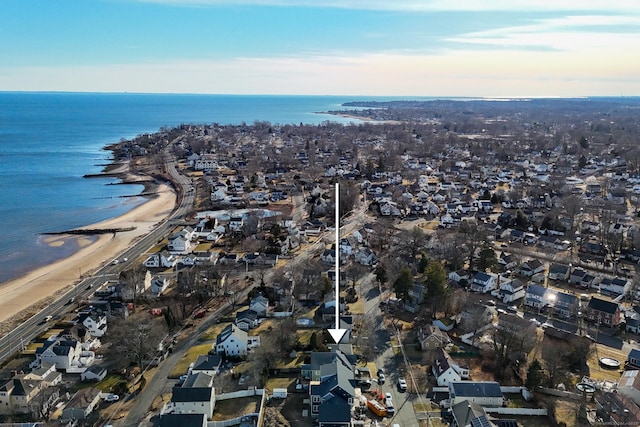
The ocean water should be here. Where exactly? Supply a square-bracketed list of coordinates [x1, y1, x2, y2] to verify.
[0, 92, 375, 284]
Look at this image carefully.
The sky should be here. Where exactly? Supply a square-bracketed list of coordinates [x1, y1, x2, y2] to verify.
[1, 0, 639, 97]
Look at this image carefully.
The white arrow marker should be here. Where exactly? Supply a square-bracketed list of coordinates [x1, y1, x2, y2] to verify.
[328, 182, 347, 344]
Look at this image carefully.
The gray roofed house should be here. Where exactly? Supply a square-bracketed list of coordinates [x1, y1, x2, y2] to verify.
[191, 354, 222, 378]
[524, 283, 547, 308]
[61, 387, 101, 421]
[235, 309, 259, 330]
[301, 350, 357, 381]
[309, 357, 356, 423]
[80, 364, 107, 382]
[551, 291, 579, 318]
[451, 400, 495, 427]
[548, 263, 570, 281]
[448, 381, 505, 407]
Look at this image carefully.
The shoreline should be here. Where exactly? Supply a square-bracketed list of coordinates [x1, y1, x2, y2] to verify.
[0, 157, 177, 333]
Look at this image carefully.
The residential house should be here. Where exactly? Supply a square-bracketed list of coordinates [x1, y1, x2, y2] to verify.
[517, 259, 545, 277]
[354, 247, 376, 266]
[617, 370, 640, 406]
[600, 277, 631, 297]
[320, 249, 337, 265]
[60, 387, 102, 421]
[548, 263, 571, 281]
[595, 392, 640, 427]
[301, 350, 357, 382]
[446, 381, 505, 408]
[170, 373, 216, 418]
[308, 353, 356, 426]
[569, 268, 588, 286]
[551, 291, 580, 319]
[22, 362, 62, 387]
[235, 309, 259, 331]
[0, 378, 43, 415]
[151, 276, 171, 297]
[167, 234, 192, 254]
[34, 338, 82, 371]
[81, 365, 107, 382]
[627, 349, 640, 369]
[498, 252, 518, 270]
[450, 400, 510, 427]
[144, 251, 178, 269]
[448, 270, 470, 286]
[214, 324, 260, 357]
[249, 295, 270, 317]
[587, 297, 622, 327]
[190, 354, 223, 378]
[469, 272, 498, 294]
[492, 278, 525, 303]
[418, 325, 451, 351]
[432, 348, 470, 386]
[459, 305, 496, 333]
[77, 312, 108, 338]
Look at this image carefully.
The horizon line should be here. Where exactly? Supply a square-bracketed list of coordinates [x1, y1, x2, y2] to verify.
[1, 90, 639, 100]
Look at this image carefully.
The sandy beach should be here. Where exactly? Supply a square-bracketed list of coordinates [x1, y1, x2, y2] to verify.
[0, 164, 177, 331]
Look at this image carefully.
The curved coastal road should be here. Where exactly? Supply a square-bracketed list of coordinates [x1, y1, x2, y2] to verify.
[0, 148, 191, 366]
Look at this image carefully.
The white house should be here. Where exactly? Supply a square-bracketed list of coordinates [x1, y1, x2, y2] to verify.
[35, 339, 82, 371]
[78, 312, 108, 338]
[170, 373, 216, 417]
[433, 348, 469, 386]
[491, 278, 525, 303]
[354, 247, 376, 266]
[469, 272, 498, 294]
[167, 235, 192, 254]
[144, 251, 178, 269]
[600, 277, 631, 297]
[446, 381, 505, 408]
[214, 324, 260, 357]
[249, 295, 270, 317]
[81, 365, 107, 382]
[190, 354, 223, 378]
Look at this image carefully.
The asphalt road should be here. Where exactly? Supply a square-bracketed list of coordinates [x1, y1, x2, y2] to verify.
[360, 272, 420, 427]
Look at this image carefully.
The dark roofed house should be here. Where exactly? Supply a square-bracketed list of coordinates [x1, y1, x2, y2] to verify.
[448, 381, 505, 407]
[191, 354, 222, 378]
[171, 372, 216, 417]
[587, 297, 622, 327]
[160, 413, 207, 427]
[61, 387, 101, 421]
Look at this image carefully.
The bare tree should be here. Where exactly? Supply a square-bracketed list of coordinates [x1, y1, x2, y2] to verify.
[107, 314, 168, 370]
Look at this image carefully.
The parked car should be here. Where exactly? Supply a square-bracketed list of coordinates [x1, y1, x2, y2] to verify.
[397, 377, 407, 392]
[104, 394, 119, 402]
[377, 373, 385, 384]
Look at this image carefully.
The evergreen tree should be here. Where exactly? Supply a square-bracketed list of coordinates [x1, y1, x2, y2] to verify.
[393, 266, 413, 302]
[525, 359, 544, 390]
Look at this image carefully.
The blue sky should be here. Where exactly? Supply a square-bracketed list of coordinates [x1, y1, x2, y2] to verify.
[1, 0, 639, 96]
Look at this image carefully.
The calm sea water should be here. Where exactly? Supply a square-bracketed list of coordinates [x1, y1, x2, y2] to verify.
[0, 92, 378, 284]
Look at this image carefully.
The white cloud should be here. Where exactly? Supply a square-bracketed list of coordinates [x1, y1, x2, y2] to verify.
[2, 48, 639, 96]
[448, 14, 640, 51]
[131, 0, 640, 13]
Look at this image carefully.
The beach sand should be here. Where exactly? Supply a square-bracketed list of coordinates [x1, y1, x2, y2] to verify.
[0, 166, 177, 333]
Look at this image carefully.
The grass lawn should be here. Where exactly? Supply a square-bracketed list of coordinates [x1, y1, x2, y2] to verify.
[275, 353, 306, 369]
[199, 323, 228, 341]
[169, 342, 212, 378]
[194, 242, 212, 252]
[265, 377, 296, 393]
[248, 318, 277, 336]
[95, 374, 127, 393]
[586, 344, 626, 382]
[348, 296, 365, 315]
[296, 329, 315, 348]
[212, 396, 261, 421]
